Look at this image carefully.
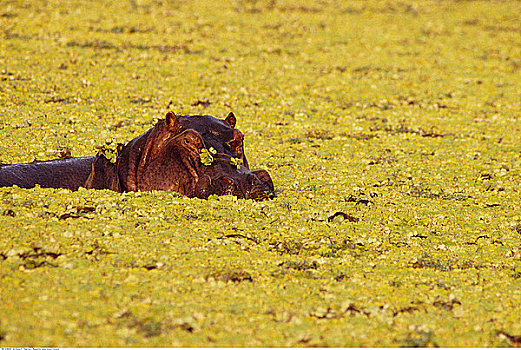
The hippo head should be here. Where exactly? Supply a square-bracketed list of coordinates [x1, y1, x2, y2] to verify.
[176, 112, 275, 200]
[123, 111, 274, 200]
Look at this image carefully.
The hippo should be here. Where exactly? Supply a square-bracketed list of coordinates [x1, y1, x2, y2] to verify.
[0, 112, 274, 200]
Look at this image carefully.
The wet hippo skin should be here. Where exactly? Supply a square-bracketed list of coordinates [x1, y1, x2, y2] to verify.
[0, 156, 95, 190]
[0, 112, 274, 200]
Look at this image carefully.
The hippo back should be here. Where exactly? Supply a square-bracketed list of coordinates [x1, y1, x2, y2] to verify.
[0, 157, 95, 191]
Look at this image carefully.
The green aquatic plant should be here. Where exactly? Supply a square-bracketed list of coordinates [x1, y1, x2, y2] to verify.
[200, 147, 217, 166]
[200, 148, 242, 169]
[230, 157, 243, 169]
[96, 139, 125, 164]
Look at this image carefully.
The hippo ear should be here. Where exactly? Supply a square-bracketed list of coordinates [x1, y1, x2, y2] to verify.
[165, 111, 182, 131]
[225, 112, 236, 129]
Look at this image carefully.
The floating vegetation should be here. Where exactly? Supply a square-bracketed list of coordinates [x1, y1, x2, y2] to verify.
[1, 0, 521, 347]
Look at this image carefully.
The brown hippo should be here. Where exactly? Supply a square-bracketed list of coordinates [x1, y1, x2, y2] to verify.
[0, 112, 274, 200]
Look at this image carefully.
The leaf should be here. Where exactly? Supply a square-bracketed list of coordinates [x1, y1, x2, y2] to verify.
[96, 140, 124, 164]
[230, 157, 243, 169]
[200, 148, 214, 166]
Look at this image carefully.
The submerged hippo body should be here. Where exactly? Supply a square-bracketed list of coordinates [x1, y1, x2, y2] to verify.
[0, 112, 274, 200]
[0, 156, 95, 190]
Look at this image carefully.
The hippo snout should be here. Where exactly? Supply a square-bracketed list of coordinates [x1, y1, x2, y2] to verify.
[242, 173, 275, 200]
[219, 176, 238, 196]
[209, 171, 274, 200]
[228, 171, 274, 200]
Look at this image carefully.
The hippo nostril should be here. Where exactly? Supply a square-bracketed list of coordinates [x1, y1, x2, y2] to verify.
[252, 169, 274, 192]
[247, 174, 257, 187]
